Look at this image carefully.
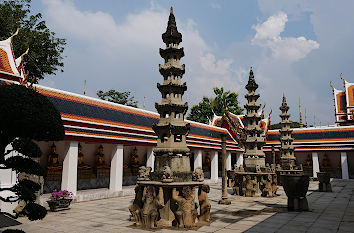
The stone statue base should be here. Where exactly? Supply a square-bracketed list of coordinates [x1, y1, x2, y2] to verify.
[231, 171, 278, 197]
[129, 181, 211, 229]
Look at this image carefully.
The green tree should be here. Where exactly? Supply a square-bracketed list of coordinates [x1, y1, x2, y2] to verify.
[187, 87, 243, 124]
[0, 84, 65, 225]
[97, 89, 138, 108]
[270, 121, 301, 130]
[0, 0, 66, 83]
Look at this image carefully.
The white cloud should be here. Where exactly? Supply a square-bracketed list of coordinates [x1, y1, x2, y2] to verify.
[41, 0, 242, 111]
[253, 12, 287, 40]
[252, 12, 319, 62]
[200, 53, 233, 75]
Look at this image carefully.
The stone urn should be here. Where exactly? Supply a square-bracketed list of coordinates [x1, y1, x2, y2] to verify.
[281, 174, 309, 211]
[317, 172, 332, 192]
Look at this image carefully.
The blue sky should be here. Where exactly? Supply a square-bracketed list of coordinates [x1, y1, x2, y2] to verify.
[30, 0, 354, 125]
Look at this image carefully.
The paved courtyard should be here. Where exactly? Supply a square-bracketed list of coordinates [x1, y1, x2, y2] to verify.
[1, 179, 354, 233]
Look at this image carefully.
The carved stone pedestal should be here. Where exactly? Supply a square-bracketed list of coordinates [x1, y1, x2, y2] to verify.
[231, 171, 278, 197]
[129, 181, 211, 229]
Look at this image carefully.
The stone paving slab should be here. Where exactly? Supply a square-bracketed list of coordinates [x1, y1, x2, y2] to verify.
[1, 179, 354, 233]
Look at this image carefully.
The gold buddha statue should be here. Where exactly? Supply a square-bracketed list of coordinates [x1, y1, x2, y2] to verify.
[130, 147, 140, 174]
[95, 145, 110, 168]
[320, 154, 331, 172]
[47, 143, 61, 168]
[203, 154, 211, 172]
[304, 154, 312, 167]
[77, 143, 91, 169]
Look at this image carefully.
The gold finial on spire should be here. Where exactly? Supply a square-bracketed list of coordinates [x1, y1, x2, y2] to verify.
[330, 81, 334, 90]
[305, 108, 308, 127]
[170, 6, 173, 14]
[299, 97, 303, 128]
[10, 27, 19, 42]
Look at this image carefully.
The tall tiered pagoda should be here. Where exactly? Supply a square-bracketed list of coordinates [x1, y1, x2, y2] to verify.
[152, 7, 191, 178]
[243, 68, 266, 169]
[232, 68, 277, 198]
[279, 94, 296, 169]
[129, 8, 211, 229]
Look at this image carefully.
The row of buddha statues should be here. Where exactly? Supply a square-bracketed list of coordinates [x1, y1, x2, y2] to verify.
[46, 143, 111, 180]
[47, 144, 146, 179]
[303, 154, 334, 174]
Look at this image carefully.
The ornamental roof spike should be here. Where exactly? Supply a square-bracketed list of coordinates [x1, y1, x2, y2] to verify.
[10, 27, 19, 42]
[170, 6, 173, 14]
[340, 73, 348, 86]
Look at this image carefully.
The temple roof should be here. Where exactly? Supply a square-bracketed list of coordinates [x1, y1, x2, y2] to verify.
[0, 78, 239, 151]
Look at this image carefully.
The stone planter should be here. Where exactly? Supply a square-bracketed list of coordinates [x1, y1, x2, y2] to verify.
[317, 172, 332, 192]
[47, 199, 72, 212]
[281, 174, 309, 211]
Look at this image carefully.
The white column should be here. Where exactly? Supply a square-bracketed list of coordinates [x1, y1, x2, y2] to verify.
[237, 153, 244, 166]
[61, 141, 78, 196]
[109, 144, 124, 193]
[341, 152, 349, 179]
[194, 150, 202, 170]
[210, 151, 218, 182]
[312, 152, 320, 178]
[146, 147, 155, 171]
[226, 151, 232, 170]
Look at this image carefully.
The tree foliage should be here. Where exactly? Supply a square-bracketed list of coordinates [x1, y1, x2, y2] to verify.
[270, 121, 301, 130]
[0, 0, 66, 83]
[97, 89, 138, 108]
[0, 84, 64, 223]
[187, 87, 243, 124]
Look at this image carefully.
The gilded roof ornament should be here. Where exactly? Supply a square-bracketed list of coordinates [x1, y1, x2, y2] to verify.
[10, 27, 19, 42]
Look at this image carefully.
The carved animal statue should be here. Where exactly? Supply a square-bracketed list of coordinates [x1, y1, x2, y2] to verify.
[261, 175, 272, 197]
[172, 186, 197, 228]
[245, 175, 257, 197]
[272, 174, 278, 196]
[232, 175, 241, 196]
[239, 165, 245, 172]
[255, 165, 261, 173]
[198, 184, 211, 222]
[137, 166, 150, 181]
[162, 165, 173, 182]
[192, 167, 204, 182]
[141, 186, 164, 228]
[241, 175, 247, 196]
[129, 185, 144, 225]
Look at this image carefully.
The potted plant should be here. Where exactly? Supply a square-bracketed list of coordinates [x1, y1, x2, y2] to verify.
[47, 190, 73, 212]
